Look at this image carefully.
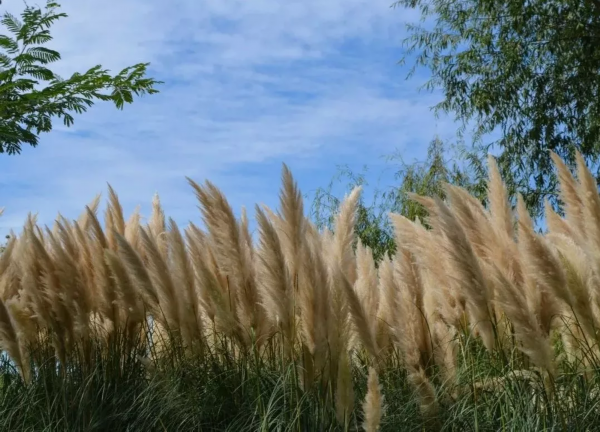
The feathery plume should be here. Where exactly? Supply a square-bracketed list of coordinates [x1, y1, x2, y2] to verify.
[277, 164, 306, 282]
[487, 155, 514, 240]
[333, 186, 362, 285]
[550, 151, 585, 241]
[0, 299, 30, 383]
[255, 206, 294, 348]
[362, 367, 385, 432]
[411, 195, 495, 350]
[335, 350, 354, 428]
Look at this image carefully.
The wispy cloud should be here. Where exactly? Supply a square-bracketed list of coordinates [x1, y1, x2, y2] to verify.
[0, 0, 459, 235]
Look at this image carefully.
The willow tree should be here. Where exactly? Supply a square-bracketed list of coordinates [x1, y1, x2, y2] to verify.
[396, 0, 600, 217]
[0, 1, 161, 154]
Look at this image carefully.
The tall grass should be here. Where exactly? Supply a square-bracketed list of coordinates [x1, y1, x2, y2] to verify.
[2, 154, 600, 431]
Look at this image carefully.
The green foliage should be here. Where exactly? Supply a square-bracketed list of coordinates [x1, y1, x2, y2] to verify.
[3, 319, 600, 430]
[311, 137, 485, 262]
[0, 234, 9, 253]
[0, 1, 162, 154]
[395, 0, 600, 218]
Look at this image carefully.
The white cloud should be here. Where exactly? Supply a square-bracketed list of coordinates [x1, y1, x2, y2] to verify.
[0, 0, 455, 235]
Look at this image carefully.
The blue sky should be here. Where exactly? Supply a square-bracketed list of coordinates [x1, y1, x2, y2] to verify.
[0, 0, 464, 237]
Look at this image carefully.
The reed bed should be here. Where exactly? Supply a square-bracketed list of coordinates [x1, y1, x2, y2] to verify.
[1, 153, 600, 431]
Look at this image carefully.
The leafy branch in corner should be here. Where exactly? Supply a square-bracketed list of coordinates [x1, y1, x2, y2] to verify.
[0, 1, 162, 154]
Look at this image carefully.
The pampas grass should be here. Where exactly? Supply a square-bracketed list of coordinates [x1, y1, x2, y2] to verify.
[3, 153, 600, 430]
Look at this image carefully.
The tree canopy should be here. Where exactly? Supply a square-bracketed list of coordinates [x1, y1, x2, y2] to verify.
[311, 138, 484, 262]
[0, 1, 162, 154]
[396, 0, 600, 217]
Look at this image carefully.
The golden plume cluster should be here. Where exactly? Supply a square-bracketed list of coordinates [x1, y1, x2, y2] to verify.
[1, 152, 600, 430]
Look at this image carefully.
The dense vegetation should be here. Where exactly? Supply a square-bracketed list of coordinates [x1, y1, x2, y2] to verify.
[2, 0, 600, 431]
[311, 138, 488, 263]
[0, 154, 599, 431]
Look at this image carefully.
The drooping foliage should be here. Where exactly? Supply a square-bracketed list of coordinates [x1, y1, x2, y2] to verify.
[395, 0, 600, 217]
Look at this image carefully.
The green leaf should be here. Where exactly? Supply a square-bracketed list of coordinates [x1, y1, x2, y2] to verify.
[0, 35, 19, 54]
[25, 46, 61, 64]
[1, 13, 23, 36]
[0, 0, 162, 154]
